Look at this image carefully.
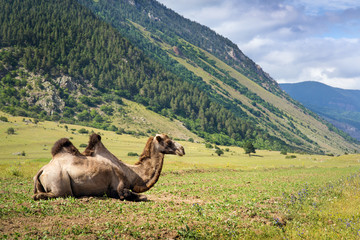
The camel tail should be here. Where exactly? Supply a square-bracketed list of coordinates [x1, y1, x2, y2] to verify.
[32, 169, 57, 200]
[33, 169, 45, 194]
[51, 138, 81, 157]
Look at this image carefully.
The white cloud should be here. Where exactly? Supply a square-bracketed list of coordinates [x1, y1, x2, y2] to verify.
[157, 0, 360, 89]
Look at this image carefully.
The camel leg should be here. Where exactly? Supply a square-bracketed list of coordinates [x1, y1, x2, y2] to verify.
[32, 192, 57, 200]
[116, 182, 128, 200]
[115, 181, 147, 201]
[124, 191, 148, 202]
[117, 187, 147, 201]
[116, 185, 143, 201]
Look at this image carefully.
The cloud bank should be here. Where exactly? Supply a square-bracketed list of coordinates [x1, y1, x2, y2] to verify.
[157, 0, 360, 89]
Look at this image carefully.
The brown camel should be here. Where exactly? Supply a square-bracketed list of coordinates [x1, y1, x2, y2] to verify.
[32, 133, 185, 201]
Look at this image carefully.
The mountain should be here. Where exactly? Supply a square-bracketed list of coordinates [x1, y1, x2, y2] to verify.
[0, 0, 358, 154]
[280, 81, 360, 141]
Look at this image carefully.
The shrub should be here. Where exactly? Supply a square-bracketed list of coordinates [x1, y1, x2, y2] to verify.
[6, 127, 15, 135]
[205, 143, 213, 149]
[108, 125, 118, 132]
[0, 116, 8, 122]
[116, 128, 125, 135]
[78, 128, 89, 134]
[79, 144, 87, 148]
[7, 165, 23, 177]
[128, 152, 139, 157]
[285, 155, 297, 159]
[215, 149, 224, 156]
[280, 150, 287, 155]
[100, 105, 114, 116]
[93, 115, 104, 123]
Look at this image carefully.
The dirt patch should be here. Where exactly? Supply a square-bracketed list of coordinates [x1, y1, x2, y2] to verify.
[147, 193, 204, 205]
[1, 194, 201, 239]
[1, 209, 180, 239]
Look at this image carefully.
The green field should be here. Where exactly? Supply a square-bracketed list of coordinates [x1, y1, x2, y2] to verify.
[1, 114, 360, 239]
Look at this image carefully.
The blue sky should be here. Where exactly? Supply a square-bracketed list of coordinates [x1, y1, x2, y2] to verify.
[157, 0, 360, 89]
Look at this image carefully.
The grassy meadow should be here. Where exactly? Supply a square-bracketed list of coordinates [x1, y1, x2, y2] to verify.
[1, 113, 360, 239]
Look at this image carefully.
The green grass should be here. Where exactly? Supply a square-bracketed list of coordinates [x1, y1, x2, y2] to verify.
[1, 113, 360, 239]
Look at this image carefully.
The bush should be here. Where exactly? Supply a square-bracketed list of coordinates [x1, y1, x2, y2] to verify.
[215, 149, 224, 156]
[7, 165, 22, 177]
[78, 128, 89, 134]
[100, 105, 114, 116]
[280, 150, 287, 155]
[128, 152, 139, 157]
[285, 155, 297, 159]
[6, 127, 15, 135]
[79, 144, 87, 148]
[116, 128, 125, 135]
[108, 125, 118, 132]
[205, 143, 213, 149]
[0, 116, 8, 122]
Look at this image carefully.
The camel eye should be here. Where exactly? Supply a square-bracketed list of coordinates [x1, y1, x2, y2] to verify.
[167, 141, 173, 147]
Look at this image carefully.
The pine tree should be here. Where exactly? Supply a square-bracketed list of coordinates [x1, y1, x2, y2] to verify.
[244, 141, 256, 157]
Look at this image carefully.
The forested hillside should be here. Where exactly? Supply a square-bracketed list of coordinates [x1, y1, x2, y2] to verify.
[0, 0, 358, 154]
[0, 0, 286, 149]
[77, 0, 359, 154]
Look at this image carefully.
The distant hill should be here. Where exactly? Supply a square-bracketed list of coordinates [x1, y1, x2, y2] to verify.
[0, 0, 359, 154]
[280, 81, 360, 141]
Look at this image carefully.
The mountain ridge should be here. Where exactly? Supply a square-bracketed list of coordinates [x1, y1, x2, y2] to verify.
[280, 81, 360, 141]
[77, 0, 359, 153]
[0, 0, 358, 154]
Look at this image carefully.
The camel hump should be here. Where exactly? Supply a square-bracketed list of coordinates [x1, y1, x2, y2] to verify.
[83, 133, 102, 156]
[51, 138, 81, 157]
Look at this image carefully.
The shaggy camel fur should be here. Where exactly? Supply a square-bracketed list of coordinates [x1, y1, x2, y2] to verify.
[32, 133, 185, 201]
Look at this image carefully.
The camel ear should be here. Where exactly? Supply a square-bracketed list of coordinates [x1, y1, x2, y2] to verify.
[155, 135, 163, 143]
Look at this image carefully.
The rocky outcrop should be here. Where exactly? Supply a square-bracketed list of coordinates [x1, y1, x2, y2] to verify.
[56, 76, 79, 92]
[172, 46, 182, 56]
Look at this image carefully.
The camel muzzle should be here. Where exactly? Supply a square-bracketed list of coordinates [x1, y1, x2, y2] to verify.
[176, 146, 185, 156]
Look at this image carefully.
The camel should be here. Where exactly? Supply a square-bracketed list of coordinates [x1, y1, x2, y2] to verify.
[32, 133, 185, 201]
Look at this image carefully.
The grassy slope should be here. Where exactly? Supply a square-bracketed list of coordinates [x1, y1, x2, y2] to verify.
[129, 22, 359, 154]
[197, 47, 360, 154]
[0, 108, 200, 163]
[113, 99, 200, 142]
[1, 116, 360, 239]
[1, 111, 359, 170]
[201, 49, 358, 153]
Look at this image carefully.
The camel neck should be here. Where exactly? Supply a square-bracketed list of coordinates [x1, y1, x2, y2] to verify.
[142, 152, 164, 189]
[130, 140, 165, 192]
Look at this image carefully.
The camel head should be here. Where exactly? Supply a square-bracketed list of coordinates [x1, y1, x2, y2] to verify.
[154, 134, 185, 156]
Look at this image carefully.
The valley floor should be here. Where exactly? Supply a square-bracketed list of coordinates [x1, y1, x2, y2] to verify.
[1, 114, 360, 239]
[1, 164, 360, 239]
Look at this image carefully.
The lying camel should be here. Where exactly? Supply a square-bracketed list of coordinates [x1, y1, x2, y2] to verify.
[32, 133, 185, 201]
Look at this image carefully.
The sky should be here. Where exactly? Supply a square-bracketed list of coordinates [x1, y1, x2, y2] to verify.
[157, 0, 360, 90]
